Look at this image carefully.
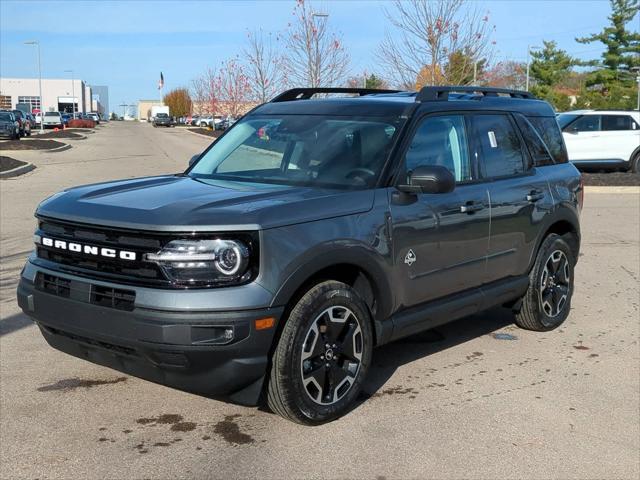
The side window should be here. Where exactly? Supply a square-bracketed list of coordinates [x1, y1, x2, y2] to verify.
[514, 114, 554, 166]
[471, 114, 526, 178]
[404, 115, 472, 182]
[568, 115, 600, 132]
[601, 115, 635, 131]
[527, 116, 568, 164]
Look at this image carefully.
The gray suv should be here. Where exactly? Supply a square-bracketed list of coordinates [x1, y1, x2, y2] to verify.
[17, 87, 582, 424]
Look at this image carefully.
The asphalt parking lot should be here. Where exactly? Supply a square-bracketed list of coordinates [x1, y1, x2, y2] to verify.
[1, 122, 638, 479]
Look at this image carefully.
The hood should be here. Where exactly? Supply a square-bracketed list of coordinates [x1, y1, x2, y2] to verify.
[36, 175, 375, 232]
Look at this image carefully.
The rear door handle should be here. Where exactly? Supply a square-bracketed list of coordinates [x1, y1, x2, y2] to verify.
[526, 190, 545, 202]
[460, 202, 484, 214]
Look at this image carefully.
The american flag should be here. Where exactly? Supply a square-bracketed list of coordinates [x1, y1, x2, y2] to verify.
[158, 72, 164, 90]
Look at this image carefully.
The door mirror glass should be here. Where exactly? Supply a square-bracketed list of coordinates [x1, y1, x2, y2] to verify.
[189, 154, 200, 166]
[399, 165, 455, 194]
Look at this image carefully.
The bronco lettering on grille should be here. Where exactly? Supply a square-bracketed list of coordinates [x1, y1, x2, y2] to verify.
[38, 236, 137, 261]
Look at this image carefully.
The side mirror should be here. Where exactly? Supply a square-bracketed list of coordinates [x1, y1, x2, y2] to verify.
[189, 154, 200, 167]
[398, 165, 455, 194]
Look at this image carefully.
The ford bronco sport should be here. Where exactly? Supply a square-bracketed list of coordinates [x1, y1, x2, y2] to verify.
[18, 86, 582, 424]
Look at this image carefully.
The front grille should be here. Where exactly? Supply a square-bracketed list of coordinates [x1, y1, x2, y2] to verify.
[35, 272, 136, 311]
[36, 272, 71, 298]
[36, 217, 168, 286]
[91, 284, 136, 311]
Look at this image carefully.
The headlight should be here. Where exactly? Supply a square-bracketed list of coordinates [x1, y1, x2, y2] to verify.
[145, 239, 252, 286]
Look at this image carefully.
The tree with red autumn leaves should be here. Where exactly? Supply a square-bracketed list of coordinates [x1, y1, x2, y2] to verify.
[283, 0, 350, 88]
[378, 0, 495, 88]
[191, 59, 252, 118]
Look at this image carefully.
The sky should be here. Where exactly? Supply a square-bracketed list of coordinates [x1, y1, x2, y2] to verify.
[0, 0, 619, 115]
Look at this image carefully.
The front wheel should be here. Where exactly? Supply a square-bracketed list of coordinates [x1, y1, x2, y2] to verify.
[515, 234, 575, 331]
[266, 281, 373, 425]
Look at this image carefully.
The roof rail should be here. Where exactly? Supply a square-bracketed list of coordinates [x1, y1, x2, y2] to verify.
[271, 87, 403, 102]
[417, 86, 535, 102]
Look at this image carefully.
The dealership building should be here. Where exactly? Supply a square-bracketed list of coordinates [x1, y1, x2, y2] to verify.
[0, 77, 108, 115]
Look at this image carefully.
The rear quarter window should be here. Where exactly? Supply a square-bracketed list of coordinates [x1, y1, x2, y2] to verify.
[526, 116, 568, 164]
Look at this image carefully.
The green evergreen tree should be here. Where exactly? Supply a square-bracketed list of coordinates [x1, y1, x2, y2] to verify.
[575, 0, 639, 108]
[364, 74, 389, 89]
[529, 41, 576, 110]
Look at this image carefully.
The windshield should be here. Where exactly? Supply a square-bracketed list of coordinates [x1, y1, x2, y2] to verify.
[45, 112, 60, 117]
[156, 113, 169, 118]
[0, 112, 12, 121]
[189, 115, 404, 189]
[557, 113, 579, 129]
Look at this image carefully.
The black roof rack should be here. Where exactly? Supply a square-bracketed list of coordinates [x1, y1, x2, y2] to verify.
[271, 87, 403, 102]
[417, 86, 535, 102]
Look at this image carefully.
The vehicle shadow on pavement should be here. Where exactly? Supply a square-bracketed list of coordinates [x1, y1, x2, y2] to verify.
[0, 311, 33, 337]
[358, 306, 515, 402]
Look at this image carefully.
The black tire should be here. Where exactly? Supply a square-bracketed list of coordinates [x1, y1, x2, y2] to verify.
[515, 234, 575, 331]
[266, 280, 373, 425]
[631, 152, 640, 173]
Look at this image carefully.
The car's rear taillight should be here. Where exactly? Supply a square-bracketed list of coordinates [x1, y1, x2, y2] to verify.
[578, 175, 584, 211]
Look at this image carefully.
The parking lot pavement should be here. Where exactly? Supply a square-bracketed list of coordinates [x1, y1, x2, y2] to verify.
[1, 121, 638, 479]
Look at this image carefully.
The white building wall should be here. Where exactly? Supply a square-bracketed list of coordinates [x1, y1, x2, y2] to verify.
[0, 77, 89, 113]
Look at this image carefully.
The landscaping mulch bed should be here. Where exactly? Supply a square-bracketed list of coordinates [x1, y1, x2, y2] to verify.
[0, 139, 66, 151]
[189, 128, 223, 139]
[582, 172, 640, 187]
[0, 156, 27, 173]
[34, 131, 85, 139]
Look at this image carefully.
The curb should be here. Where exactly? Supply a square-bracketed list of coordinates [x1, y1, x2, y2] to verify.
[48, 143, 72, 153]
[584, 186, 640, 194]
[0, 162, 36, 179]
[186, 128, 218, 139]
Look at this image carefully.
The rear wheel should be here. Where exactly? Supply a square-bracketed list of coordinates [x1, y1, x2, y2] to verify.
[631, 152, 640, 173]
[267, 281, 373, 425]
[515, 234, 575, 331]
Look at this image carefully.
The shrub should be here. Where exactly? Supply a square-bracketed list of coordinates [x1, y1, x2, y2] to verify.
[67, 119, 96, 128]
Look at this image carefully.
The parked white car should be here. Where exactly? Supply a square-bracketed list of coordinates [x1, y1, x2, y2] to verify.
[42, 111, 63, 129]
[558, 110, 640, 172]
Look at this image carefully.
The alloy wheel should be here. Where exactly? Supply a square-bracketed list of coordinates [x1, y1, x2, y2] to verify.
[539, 250, 571, 318]
[300, 306, 363, 405]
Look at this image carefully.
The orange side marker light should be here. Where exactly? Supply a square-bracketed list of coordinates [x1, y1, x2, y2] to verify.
[255, 317, 275, 330]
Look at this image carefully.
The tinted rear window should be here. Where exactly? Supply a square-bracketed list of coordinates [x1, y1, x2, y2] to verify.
[526, 116, 568, 164]
[471, 114, 526, 178]
[515, 114, 554, 167]
[601, 115, 637, 131]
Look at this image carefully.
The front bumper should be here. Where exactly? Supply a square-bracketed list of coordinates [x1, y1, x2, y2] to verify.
[17, 261, 283, 405]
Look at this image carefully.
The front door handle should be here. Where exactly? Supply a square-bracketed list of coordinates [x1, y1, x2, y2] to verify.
[526, 190, 545, 202]
[460, 202, 484, 214]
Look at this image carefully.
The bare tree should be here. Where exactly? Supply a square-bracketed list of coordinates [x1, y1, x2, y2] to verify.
[190, 68, 218, 116]
[377, 0, 495, 88]
[244, 29, 285, 102]
[284, 0, 350, 87]
[215, 58, 252, 118]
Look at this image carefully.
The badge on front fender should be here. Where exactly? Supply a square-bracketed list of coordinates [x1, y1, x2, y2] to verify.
[404, 249, 417, 266]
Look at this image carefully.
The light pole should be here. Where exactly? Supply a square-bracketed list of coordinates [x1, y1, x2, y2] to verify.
[64, 69, 75, 118]
[311, 12, 329, 88]
[24, 40, 44, 133]
[631, 67, 640, 112]
[525, 45, 541, 92]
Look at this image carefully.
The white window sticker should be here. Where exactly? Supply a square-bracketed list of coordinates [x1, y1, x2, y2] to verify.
[488, 131, 498, 148]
